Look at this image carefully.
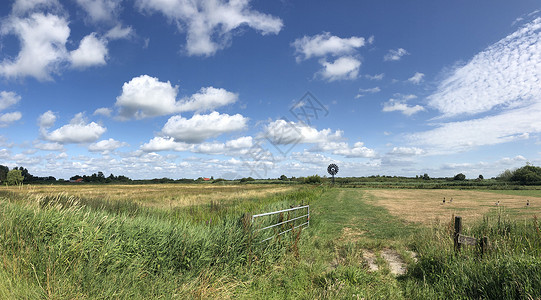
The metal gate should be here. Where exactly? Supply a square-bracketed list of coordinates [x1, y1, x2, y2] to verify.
[251, 205, 309, 242]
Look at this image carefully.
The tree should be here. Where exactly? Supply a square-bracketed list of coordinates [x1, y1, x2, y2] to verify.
[422, 173, 430, 180]
[478, 174, 484, 180]
[509, 165, 541, 185]
[0, 165, 9, 182]
[7, 169, 24, 186]
[279, 174, 288, 181]
[454, 173, 466, 181]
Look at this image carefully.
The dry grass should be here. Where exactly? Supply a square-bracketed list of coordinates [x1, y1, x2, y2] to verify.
[365, 189, 541, 225]
[1, 184, 298, 209]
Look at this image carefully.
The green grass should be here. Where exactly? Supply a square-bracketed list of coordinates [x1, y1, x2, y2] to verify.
[2, 186, 541, 299]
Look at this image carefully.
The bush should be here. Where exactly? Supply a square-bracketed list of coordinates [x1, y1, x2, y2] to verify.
[509, 165, 541, 185]
[453, 173, 466, 181]
[304, 175, 321, 184]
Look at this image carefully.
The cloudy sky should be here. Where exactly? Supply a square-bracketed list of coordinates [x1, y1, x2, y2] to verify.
[1, 0, 541, 180]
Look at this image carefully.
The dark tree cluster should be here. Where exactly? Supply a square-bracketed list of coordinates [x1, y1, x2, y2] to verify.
[70, 172, 131, 183]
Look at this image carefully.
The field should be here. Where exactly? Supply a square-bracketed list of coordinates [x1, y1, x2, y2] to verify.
[1, 184, 541, 299]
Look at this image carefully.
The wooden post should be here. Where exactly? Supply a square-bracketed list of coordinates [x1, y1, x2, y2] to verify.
[454, 216, 462, 252]
[480, 236, 488, 257]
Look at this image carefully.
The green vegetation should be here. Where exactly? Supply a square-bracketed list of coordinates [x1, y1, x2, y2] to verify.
[1, 183, 541, 298]
[6, 169, 23, 186]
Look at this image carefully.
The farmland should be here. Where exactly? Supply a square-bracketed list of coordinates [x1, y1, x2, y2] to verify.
[1, 184, 541, 299]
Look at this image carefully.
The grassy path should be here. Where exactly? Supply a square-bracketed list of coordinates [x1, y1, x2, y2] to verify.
[312, 188, 418, 242]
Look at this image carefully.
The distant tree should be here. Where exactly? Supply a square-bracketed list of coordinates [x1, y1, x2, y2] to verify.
[279, 174, 288, 181]
[497, 169, 514, 181]
[478, 174, 484, 180]
[422, 173, 430, 180]
[0, 165, 9, 182]
[7, 169, 24, 185]
[510, 165, 541, 185]
[454, 173, 466, 181]
[240, 177, 255, 183]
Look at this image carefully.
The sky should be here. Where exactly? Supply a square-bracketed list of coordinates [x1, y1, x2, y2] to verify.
[1, 0, 541, 180]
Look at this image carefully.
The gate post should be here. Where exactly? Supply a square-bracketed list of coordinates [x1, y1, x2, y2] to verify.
[454, 216, 462, 253]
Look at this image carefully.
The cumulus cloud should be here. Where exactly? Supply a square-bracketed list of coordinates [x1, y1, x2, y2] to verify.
[292, 32, 367, 81]
[38, 110, 57, 128]
[93, 107, 112, 117]
[407, 72, 424, 84]
[135, 0, 283, 56]
[70, 33, 108, 68]
[0, 13, 70, 80]
[115, 75, 238, 119]
[317, 56, 361, 81]
[292, 32, 365, 61]
[88, 138, 129, 152]
[384, 48, 409, 61]
[42, 113, 106, 143]
[161, 112, 248, 143]
[427, 17, 541, 118]
[382, 94, 425, 116]
[0, 91, 21, 111]
[332, 142, 377, 158]
[141, 137, 192, 152]
[0, 112, 22, 127]
[262, 119, 343, 145]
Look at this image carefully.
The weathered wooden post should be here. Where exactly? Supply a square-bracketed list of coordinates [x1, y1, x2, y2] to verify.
[454, 216, 462, 252]
[480, 236, 488, 257]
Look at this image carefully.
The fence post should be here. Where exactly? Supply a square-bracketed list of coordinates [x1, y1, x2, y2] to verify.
[480, 236, 488, 257]
[454, 216, 462, 253]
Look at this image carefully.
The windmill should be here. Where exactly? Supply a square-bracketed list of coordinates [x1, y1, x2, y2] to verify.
[327, 164, 339, 184]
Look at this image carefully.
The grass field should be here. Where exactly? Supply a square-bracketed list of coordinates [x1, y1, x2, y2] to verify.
[1, 184, 540, 299]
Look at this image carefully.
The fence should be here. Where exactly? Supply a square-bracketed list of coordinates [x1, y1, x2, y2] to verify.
[453, 216, 489, 256]
[251, 205, 310, 242]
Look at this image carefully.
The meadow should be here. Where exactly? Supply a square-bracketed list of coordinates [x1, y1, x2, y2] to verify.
[1, 184, 541, 299]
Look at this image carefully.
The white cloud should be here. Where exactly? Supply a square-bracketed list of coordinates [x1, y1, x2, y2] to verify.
[317, 56, 361, 81]
[141, 137, 192, 152]
[88, 138, 129, 152]
[161, 112, 248, 143]
[104, 24, 133, 40]
[42, 113, 106, 143]
[93, 107, 112, 117]
[75, 0, 121, 24]
[389, 147, 425, 156]
[34, 141, 64, 151]
[11, 0, 61, 15]
[176, 87, 238, 113]
[292, 32, 365, 61]
[194, 136, 254, 155]
[0, 91, 21, 111]
[0, 13, 70, 80]
[355, 87, 380, 98]
[70, 33, 108, 68]
[365, 73, 384, 80]
[115, 75, 238, 119]
[332, 141, 377, 158]
[262, 119, 343, 145]
[38, 110, 57, 128]
[407, 72, 424, 84]
[408, 17, 541, 154]
[384, 48, 409, 61]
[135, 0, 283, 56]
[427, 17, 541, 118]
[0, 112, 22, 127]
[408, 102, 541, 154]
[382, 95, 425, 116]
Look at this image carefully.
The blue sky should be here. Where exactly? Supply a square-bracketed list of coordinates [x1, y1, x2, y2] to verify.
[1, 0, 541, 180]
